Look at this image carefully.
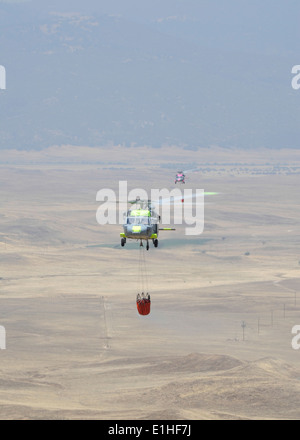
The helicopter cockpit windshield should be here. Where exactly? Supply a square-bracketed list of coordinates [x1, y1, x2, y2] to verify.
[127, 216, 150, 225]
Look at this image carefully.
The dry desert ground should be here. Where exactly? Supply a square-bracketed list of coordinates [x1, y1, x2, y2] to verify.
[0, 145, 300, 419]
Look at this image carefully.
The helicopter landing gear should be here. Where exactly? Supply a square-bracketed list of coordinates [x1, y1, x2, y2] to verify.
[140, 240, 143, 247]
[152, 238, 158, 248]
[121, 238, 126, 247]
[146, 241, 149, 251]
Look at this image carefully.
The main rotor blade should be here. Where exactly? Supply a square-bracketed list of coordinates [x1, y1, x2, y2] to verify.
[152, 192, 219, 206]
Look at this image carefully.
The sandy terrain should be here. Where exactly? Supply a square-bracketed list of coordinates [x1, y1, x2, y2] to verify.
[0, 145, 300, 419]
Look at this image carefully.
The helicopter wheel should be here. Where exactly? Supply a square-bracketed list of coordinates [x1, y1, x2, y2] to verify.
[154, 239, 158, 248]
[146, 241, 149, 251]
[121, 238, 126, 247]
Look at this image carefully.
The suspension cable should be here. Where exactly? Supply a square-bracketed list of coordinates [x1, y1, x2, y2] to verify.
[141, 245, 149, 293]
[137, 243, 149, 295]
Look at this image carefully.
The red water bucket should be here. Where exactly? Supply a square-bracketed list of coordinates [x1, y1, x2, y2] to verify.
[136, 293, 151, 316]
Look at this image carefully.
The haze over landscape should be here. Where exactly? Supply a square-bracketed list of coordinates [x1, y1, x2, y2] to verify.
[0, 0, 300, 421]
[0, 0, 300, 150]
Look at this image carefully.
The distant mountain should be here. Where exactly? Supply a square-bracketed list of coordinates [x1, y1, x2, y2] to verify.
[0, 1, 299, 150]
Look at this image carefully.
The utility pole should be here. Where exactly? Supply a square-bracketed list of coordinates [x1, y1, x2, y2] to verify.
[241, 321, 246, 341]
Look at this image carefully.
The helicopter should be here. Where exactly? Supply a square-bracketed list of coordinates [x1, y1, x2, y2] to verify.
[175, 171, 185, 184]
[120, 197, 175, 250]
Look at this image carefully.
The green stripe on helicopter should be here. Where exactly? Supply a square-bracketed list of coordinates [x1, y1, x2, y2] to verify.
[130, 209, 151, 217]
[132, 226, 142, 232]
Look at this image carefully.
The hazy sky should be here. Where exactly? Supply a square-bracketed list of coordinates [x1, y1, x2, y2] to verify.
[1, 0, 299, 150]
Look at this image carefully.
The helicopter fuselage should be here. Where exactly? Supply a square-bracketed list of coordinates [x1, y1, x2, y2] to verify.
[120, 200, 174, 250]
[175, 172, 185, 183]
[122, 224, 157, 240]
[121, 209, 158, 240]
[120, 207, 160, 249]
